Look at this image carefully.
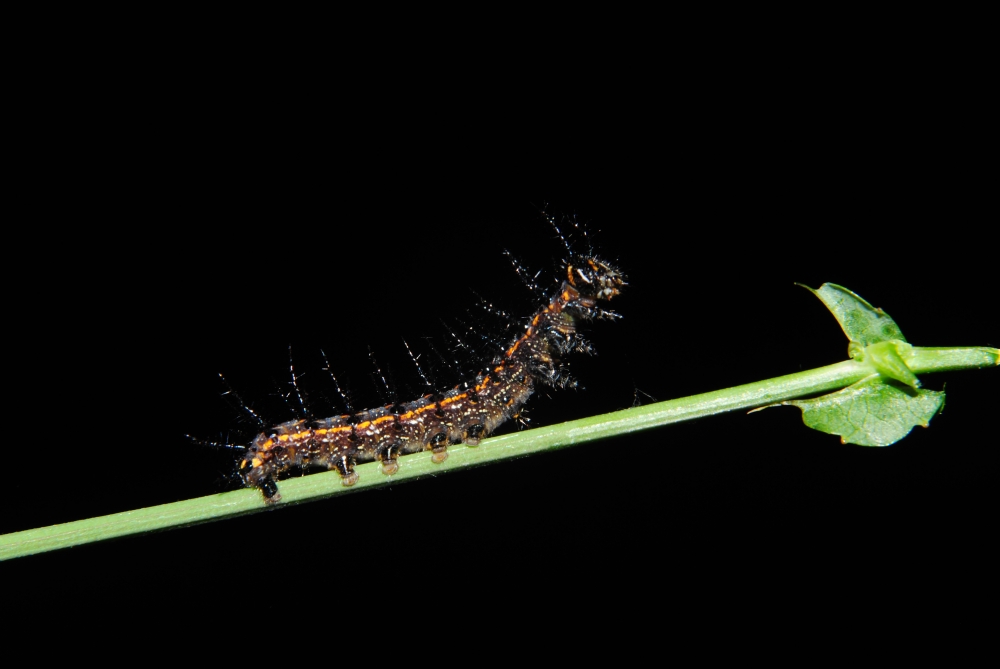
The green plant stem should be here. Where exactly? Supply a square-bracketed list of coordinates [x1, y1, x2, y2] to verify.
[2, 345, 995, 561]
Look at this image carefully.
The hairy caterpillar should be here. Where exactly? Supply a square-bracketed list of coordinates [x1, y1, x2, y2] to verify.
[235, 252, 625, 502]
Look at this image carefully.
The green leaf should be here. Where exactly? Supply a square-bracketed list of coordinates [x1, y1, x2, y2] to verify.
[784, 375, 945, 447]
[799, 282, 906, 346]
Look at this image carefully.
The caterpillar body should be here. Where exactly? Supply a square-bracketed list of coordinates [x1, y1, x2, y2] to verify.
[237, 254, 625, 502]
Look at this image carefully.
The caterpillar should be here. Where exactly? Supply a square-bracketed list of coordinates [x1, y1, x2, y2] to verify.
[236, 251, 625, 503]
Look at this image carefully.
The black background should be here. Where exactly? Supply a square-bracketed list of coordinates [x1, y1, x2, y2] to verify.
[4, 65, 995, 612]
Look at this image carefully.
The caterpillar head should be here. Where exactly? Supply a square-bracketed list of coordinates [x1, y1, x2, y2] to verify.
[567, 256, 626, 301]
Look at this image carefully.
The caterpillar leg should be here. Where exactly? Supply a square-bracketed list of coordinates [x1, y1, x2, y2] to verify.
[259, 476, 281, 504]
[463, 423, 486, 446]
[379, 444, 400, 476]
[333, 455, 359, 486]
[428, 432, 449, 463]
